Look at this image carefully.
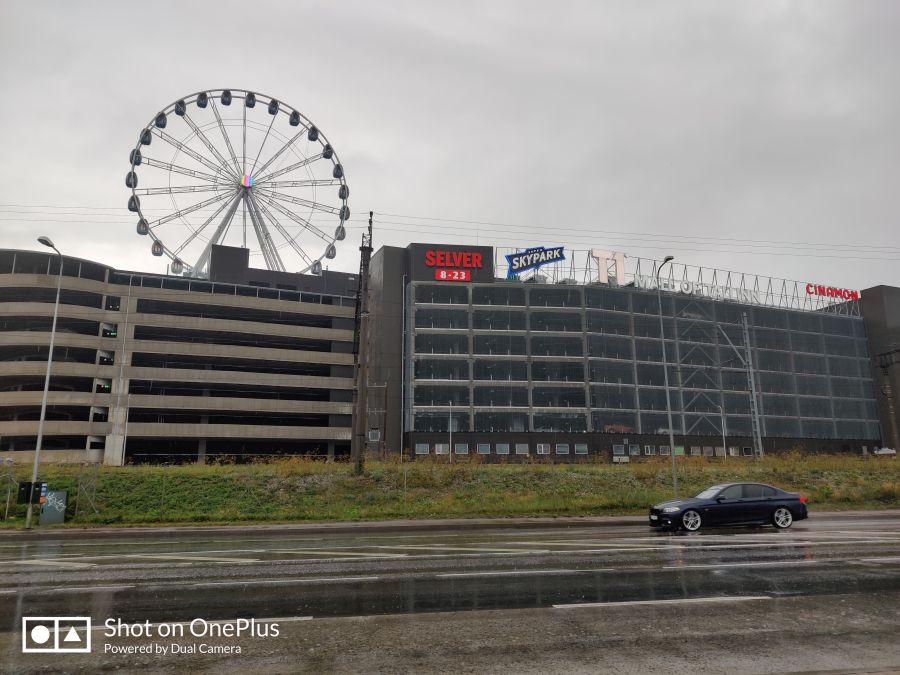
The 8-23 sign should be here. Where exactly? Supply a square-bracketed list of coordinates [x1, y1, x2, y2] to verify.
[435, 269, 471, 282]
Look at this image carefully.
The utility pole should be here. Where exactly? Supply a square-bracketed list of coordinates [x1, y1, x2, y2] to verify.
[351, 212, 373, 476]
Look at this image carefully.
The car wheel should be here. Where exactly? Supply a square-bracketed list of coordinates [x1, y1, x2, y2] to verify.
[772, 507, 793, 529]
[681, 510, 702, 531]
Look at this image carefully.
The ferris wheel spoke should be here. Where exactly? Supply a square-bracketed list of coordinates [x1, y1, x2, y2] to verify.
[134, 184, 233, 196]
[255, 188, 340, 216]
[255, 193, 334, 244]
[209, 97, 243, 176]
[252, 193, 315, 267]
[173, 192, 237, 257]
[252, 129, 306, 178]
[154, 129, 236, 183]
[254, 153, 323, 184]
[150, 192, 233, 230]
[141, 157, 228, 184]
[259, 179, 343, 189]
[181, 112, 240, 181]
[246, 192, 286, 272]
[249, 114, 276, 176]
[191, 191, 243, 273]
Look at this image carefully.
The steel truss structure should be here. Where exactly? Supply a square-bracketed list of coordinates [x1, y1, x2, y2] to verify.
[494, 248, 861, 316]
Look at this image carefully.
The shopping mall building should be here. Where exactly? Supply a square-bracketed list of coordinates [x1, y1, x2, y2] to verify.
[368, 243, 899, 460]
[1, 241, 897, 464]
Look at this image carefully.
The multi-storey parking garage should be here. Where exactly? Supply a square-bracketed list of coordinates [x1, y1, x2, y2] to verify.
[0, 245, 357, 464]
[369, 243, 893, 460]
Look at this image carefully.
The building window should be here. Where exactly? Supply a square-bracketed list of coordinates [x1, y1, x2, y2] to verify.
[703, 446, 714, 457]
[660, 445, 671, 456]
[496, 443, 510, 455]
[415, 443, 429, 455]
[612, 444, 625, 455]
[537, 443, 551, 455]
[574, 443, 588, 455]
[715, 446, 726, 457]
[555, 443, 570, 455]
[515, 443, 529, 455]
[477, 443, 491, 455]
[629, 444, 640, 456]
[742, 446, 753, 456]
[690, 446, 701, 456]
[454, 443, 469, 455]
[729, 447, 740, 457]
[435, 443, 450, 455]
[644, 445, 656, 456]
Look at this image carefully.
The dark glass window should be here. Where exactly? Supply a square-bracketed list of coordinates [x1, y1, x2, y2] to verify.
[414, 359, 469, 380]
[472, 286, 526, 306]
[590, 360, 634, 385]
[530, 311, 582, 332]
[531, 361, 584, 382]
[414, 385, 469, 406]
[587, 311, 630, 335]
[532, 387, 586, 407]
[415, 333, 469, 355]
[529, 287, 582, 308]
[531, 335, 583, 357]
[472, 310, 526, 331]
[587, 334, 633, 360]
[591, 384, 635, 409]
[592, 410, 637, 433]
[585, 287, 628, 311]
[474, 386, 529, 407]
[474, 411, 528, 432]
[415, 308, 468, 329]
[473, 359, 528, 381]
[533, 412, 587, 432]
[415, 284, 468, 304]
[473, 334, 526, 355]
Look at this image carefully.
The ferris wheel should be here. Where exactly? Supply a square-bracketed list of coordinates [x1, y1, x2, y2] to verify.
[126, 88, 349, 276]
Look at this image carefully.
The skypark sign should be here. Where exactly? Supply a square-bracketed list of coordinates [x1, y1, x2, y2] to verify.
[506, 246, 565, 279]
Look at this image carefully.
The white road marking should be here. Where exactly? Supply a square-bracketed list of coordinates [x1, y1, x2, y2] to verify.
[438, 568, 614, 578]
[553, 595, 772, 609]
[663, 560, 819, 570]
[860, 556, 900, 563]
[129, 554, 260, 563]
[376, 544, 549, 553]
[268, 549, 409, 558]
[194, 576, 380, 587]
[13, 559, 95, 568]
[48, 585, 135, 593]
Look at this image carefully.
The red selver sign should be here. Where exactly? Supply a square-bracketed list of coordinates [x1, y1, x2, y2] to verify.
[805, 283, 860, 301]
[424, 250, 484, 269]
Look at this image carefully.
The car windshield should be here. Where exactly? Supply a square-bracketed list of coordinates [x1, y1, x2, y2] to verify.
[694, 485, 726, 499]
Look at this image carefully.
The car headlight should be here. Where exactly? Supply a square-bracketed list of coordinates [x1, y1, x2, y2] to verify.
[663, 507, 681, 513]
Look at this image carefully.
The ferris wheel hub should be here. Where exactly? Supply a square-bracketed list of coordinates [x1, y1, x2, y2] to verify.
[241, 175, 254, 188]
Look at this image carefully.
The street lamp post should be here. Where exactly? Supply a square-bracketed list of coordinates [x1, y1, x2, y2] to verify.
[656, 256, 678, 498]
[25, 237, 63, 530]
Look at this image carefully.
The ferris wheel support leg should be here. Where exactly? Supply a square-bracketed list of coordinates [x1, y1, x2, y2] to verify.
[192, 191, 243, 276]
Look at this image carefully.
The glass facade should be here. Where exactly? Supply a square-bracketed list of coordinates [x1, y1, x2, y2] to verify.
[407, 281, 880, 441]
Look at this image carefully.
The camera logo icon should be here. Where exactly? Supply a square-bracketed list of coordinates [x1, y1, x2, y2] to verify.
[22, 617, 91, 653]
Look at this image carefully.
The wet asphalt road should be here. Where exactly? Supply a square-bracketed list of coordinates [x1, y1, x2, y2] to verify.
[1, 511, 899, 629]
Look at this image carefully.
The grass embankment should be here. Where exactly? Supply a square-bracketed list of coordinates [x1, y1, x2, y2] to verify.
[1, 454, 898, 527]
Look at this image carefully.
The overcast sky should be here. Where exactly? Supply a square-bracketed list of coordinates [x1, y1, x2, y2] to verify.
[1, 1, 898, 290]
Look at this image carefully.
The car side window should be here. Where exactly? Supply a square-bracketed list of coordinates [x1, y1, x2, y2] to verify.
[742, 484, 765, 499]
[718, 485, 742, 500]
[761, 486, 777, 497]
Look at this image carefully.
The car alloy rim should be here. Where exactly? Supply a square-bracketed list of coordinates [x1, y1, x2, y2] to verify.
[775, 508, 792, 528]
[683, 511, 701, 531]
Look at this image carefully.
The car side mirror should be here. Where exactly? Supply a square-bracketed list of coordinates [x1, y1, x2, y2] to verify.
[715, 496, 726, 503]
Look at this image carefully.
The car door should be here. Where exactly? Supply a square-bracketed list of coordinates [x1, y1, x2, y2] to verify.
[705, 484, 744, 525]
[738, 483, 769, 522]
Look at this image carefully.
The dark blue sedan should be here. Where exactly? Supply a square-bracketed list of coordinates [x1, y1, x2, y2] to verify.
[649, 482, 808, 531]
